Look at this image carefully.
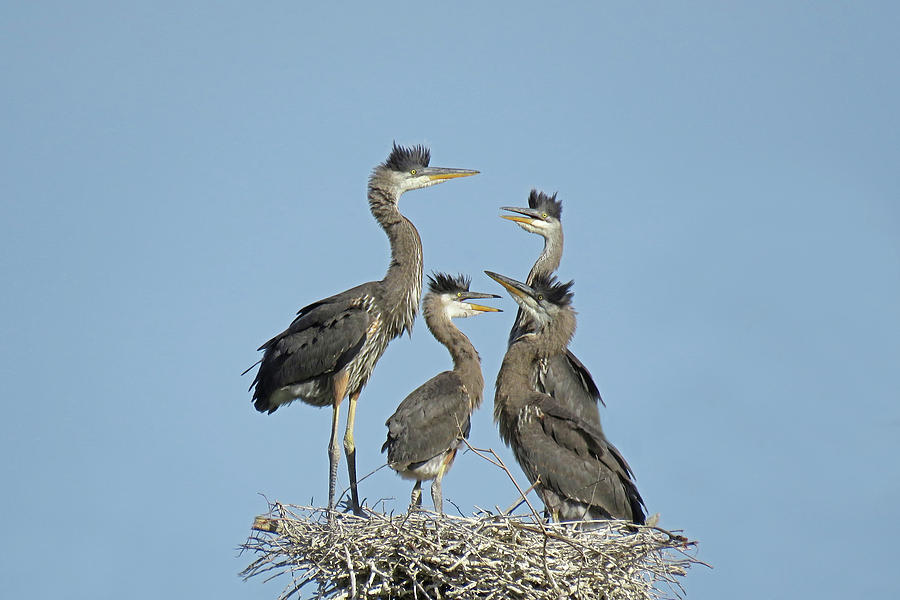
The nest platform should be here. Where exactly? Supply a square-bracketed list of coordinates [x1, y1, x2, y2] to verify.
[241, 502, 703, 600]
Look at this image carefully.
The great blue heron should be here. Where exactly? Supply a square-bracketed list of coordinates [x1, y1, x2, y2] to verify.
[486, 270, 646, 525]
[248, 144, 478, 515]
[382, 273, 500, 513]
[501, 190, 604, 431]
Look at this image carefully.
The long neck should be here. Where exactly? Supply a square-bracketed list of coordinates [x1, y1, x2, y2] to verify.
[508, 231, 563, 345]
[424, 302, 484, 411]
[526, 231, 563, 284]
[494, 335, 540, 440]
[369, 184, 423, 338]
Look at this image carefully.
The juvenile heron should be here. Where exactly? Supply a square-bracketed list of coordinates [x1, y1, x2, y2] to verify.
[487, 271, 646, 525]
[502, 190, 604, 430]
[248, 144, 478, 515]
[382, 273, 499, 514]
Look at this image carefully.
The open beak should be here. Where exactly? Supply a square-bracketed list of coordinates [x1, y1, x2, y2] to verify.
[500, 206, 542, 225]
[422, 167, 480, 182]
[460, 291, 502, 312]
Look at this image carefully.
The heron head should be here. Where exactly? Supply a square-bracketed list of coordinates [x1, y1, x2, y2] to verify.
[484, 270, 573, 328]
[373, 143, 479, 197]
[500, 189, 563, 238]
[426, 272, 501, 319]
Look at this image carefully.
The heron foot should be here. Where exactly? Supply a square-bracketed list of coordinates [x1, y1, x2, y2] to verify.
[337, 496, 367, 518]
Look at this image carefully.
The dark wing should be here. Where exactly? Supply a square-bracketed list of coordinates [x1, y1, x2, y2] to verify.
[511, 310, 605, 414]
[536, 351, 605, 434]
[515, 393, 645, 523]
[279, 281, 376, 343]
[382, 371, 472, 466]
[562, 349, 603, 406]
[251, 285, 375, 412]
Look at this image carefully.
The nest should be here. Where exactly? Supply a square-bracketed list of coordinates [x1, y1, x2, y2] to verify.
[241, 502, 703, 600]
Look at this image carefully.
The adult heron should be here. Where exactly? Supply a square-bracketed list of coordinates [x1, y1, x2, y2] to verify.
[501, 190, 604, 430]
[248, 144, 478, 515]
[487, 270, 646, 525]
[382, 273, 500, 514]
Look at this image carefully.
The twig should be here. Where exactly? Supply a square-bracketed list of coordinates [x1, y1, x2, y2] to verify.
[458, 439, 545, 529]
[242, 502, 706, 600]
[502, 477, 542, 515]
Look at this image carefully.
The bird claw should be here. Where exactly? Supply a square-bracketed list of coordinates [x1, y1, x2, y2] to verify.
[337, 496, 368, 518]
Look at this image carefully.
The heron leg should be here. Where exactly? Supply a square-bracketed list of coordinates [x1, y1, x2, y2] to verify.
[328, 371, 350, 518]
[431, 459, 452, 515]
[430, 476, 444, 515]
[431, 447, 459, 515]
[410, 481, 422, 509]
[343, 389, 363, 515]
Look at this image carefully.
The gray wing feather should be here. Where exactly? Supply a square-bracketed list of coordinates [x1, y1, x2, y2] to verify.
[275, 281, 376, 342]
[511, 308, 604, 415]
[515, 394, 645, 523]
[561, 349, 603, 406]
[251, 285, 376, 410]
[538, 352, 604, 428]
[383, 371, 471, 466]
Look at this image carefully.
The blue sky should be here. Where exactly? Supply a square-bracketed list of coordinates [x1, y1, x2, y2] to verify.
[2, 2, 898, 598]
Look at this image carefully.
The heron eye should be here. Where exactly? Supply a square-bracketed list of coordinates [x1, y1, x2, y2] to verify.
[538, 294, 544, 301]
[457, 292, 462, 298]
[542, 213, 548, 219]
[410, 169, 417, 175]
